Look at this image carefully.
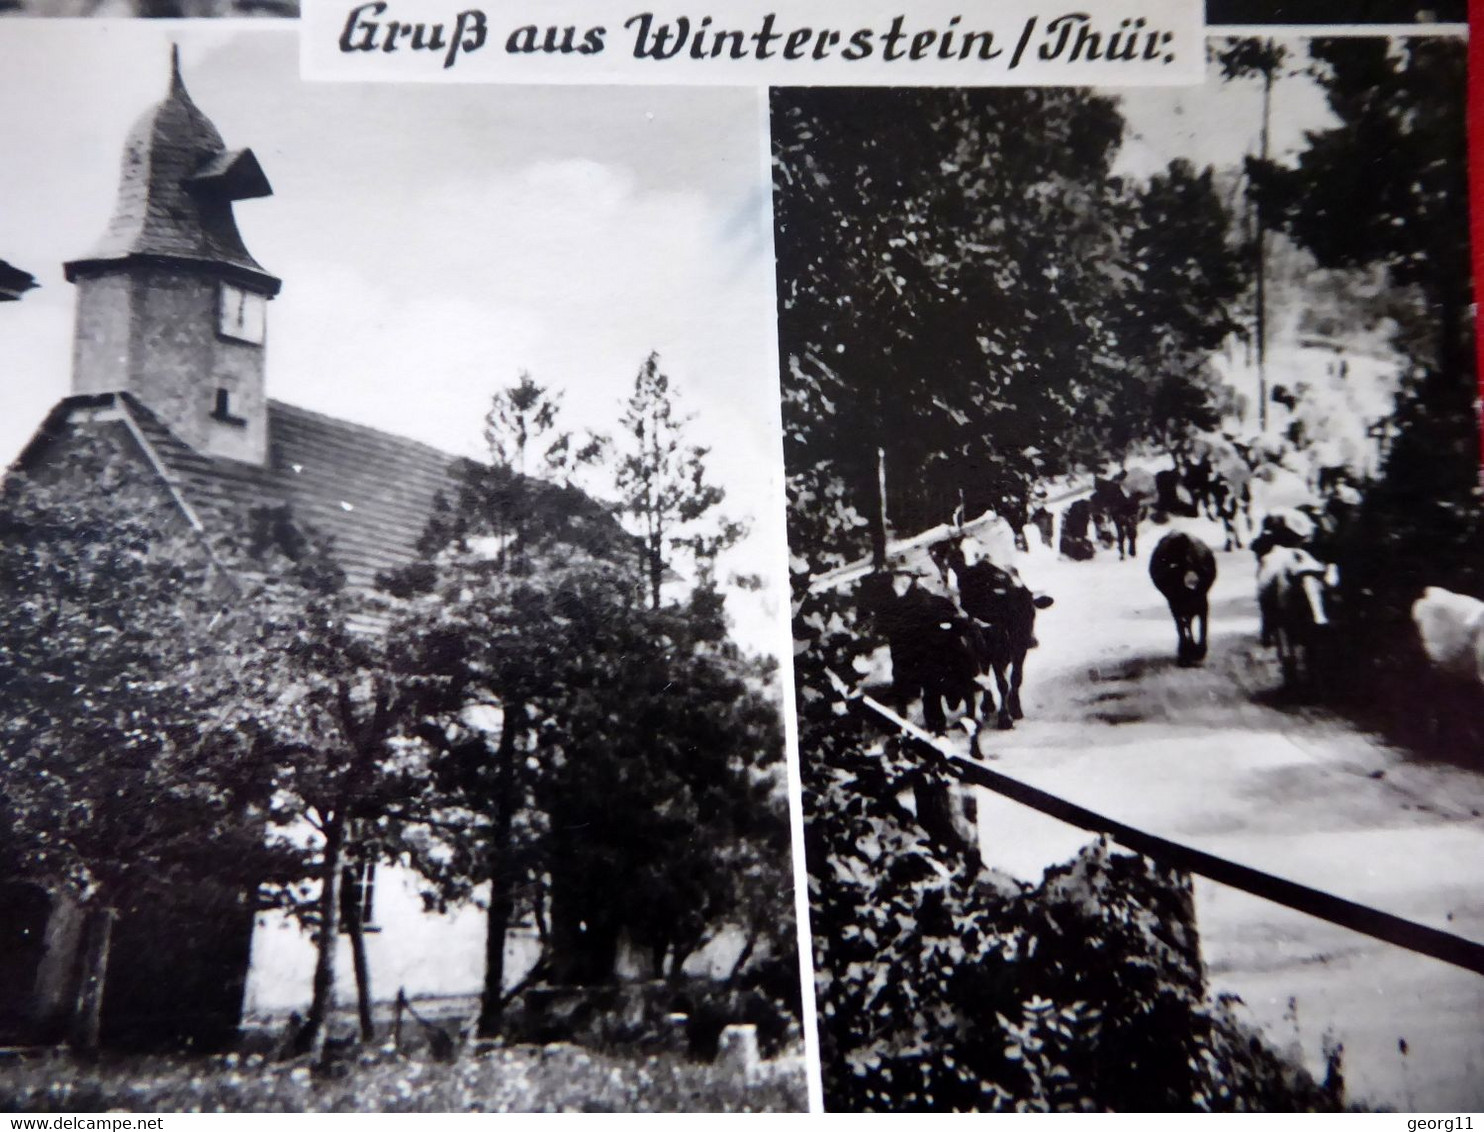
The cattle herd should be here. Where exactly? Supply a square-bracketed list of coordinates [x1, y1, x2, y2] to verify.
[856, 529, 1053, 742]
[851, 438, 1484, 745]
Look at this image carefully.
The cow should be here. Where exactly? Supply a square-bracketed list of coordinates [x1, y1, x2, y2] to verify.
[1122, 466, 1158, 512]
[1205, 451, 1253, 551]
[1184, 454, 1219, 520]
[1154, 467, 1200, 520]
[1410, 586, 1484, 754]
[1091, 475, 1143, 560]
[857, 570, 983, 735]
[992, 485, 1033, 554]
[939, 540, 1054, 731]
[1412, 587, 1484, 686]
[1216, 477, 1252, 551]
[1149, 532, 1217, 666]
[1250, 509, 1317, 600]
[1257, 546, 1336, 691]
[1029, 506, 1054, 552]
[1060, 498, 1096, 561]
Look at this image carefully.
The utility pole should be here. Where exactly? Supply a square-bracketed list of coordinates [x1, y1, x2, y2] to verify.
[1254, 46, 1273, 434]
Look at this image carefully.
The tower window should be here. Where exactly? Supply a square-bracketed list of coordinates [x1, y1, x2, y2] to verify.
[211, 388, 248, 427]
[218, 282, 266, 345]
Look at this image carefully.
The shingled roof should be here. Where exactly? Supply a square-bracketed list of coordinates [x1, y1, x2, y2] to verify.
[0, 259, 37, 302]
[19, 393, 631, 607]
[62, 48, 278, 294]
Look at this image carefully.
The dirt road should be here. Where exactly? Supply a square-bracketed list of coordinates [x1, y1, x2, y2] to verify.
[960, 518, 1484, 1110]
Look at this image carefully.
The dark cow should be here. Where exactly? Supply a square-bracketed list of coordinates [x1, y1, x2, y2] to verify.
[1090, 476, 1143, 561]
[993, 485, 1033, 554]
[1208, 475, 1251, 551]
[1060, 498, 1096, 561]
[858, 571, 983, 735]
[940, 541, 1054, 730]
[1149, 532, 1217, 667]
[1257, 546, 1335, 691]
[1029, 506, 1054, 551]
[1154, 467, 1200, 520]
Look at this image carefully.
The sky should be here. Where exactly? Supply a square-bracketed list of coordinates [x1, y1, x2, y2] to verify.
[1113, 36, 1343, 178]
[0, 20, 789, 657]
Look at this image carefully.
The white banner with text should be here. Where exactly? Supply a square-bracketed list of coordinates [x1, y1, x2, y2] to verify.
[301, 0, 1205, 85]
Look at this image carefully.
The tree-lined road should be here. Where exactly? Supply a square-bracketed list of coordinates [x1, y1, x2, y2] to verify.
[966, 520, 1484, 1110]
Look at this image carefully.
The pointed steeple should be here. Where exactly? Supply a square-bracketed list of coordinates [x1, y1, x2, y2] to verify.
[64, 49, 278, 293]
[64, 50, 279, 466]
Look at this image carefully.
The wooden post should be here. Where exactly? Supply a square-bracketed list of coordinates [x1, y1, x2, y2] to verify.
[347, 895, 375, 1042]
[870, 445, 890, 569]
[70, 905, 115, 1054]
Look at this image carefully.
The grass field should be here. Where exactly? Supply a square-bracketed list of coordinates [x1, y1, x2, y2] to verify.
[0, 1043, 808, 1113]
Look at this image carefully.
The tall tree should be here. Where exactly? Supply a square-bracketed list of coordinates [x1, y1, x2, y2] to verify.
[1101, 159, 1246, 459]
[384, 375, 629, 1030]
[530, 580, 788, 984]
[773, 87, 1136, 561]
[392, 373, 789, 1004]
[615, 353, 741, 608]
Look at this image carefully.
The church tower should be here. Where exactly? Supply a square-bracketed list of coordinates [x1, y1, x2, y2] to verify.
[64, 48, 280, 465]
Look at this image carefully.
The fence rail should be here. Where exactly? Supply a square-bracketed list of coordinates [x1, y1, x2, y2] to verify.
[845, 688, 1484, 979]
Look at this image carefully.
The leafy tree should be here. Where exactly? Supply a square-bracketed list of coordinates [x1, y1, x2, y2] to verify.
[531, 580, 788, 985]
[0, 436, 279, 1050]
[224, 506, 435, 1058]
[775, 87, 1129, 560]
[1098, 160, 1245, 460]
[382, 375, 631, 1033]
[389, 539, 617, 1029]
[399, 529, 788, 996]
[391, 372, 790, 1020]
[773, 88, 1244, 568]
[1256, 38, 1470, 387]
[615, 352, 743, 608]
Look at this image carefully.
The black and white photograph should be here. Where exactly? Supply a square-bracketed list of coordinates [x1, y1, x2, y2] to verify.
[777, 30, 1479, 1111]
[0, 22, 808, 1112]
